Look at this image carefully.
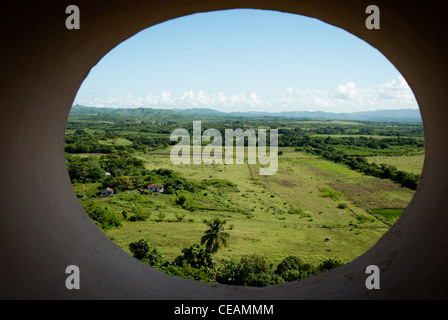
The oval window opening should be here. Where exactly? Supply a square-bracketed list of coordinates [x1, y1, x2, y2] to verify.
[65, 9, 422, 288]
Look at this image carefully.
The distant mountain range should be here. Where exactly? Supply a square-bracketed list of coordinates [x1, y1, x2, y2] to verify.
[71, 104, 422, 123]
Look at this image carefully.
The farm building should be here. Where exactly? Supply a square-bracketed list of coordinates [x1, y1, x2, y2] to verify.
[147, 184, 164, 193]
[99, 187, 114, 196]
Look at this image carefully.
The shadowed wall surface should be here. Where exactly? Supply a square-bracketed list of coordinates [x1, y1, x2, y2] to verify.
[1, 0, 447, 299]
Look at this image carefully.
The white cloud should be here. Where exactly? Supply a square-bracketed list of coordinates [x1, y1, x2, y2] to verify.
[75, 76, 418, 113]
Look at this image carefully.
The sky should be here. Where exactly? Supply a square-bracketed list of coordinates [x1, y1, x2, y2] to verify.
[74, 9, 419, 113]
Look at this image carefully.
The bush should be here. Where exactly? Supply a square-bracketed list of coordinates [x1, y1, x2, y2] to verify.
[245, 272, 284, 287]
[356, 215, 375, 223]
[203, 179, 238, 191]
[288, 208, 313, 218]
[174, 191, 188, 205]
[111, 176, 134, 191]
[320, 187, 342, 201]
[337, 203, 348, 209]
[128, 206, 152, 221]
[157, 212, 166, 222]
[174, 244, 215, 270]
[129, 239, 164, 267]
[175, 213, 186, 222]
[275, 256, 303, 275]
[83, 201, 122, 230]
[216, 259, 245, 285]
[239, 254, 273, 275]
[161, 263, 215, 283]
[215, 254, 347, 287]
[317, 258, 345, 272]
[280, 269, 302, 282]
[275, 256, 317, 281]
[216, 255, 274, 287]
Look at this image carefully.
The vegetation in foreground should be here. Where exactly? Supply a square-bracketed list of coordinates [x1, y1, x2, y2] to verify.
[128, 238, 344, 286]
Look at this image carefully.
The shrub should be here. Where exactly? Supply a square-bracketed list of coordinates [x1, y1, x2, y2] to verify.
[337, 203, 348, 209]
[240, 254, 271, 273]
[128, 206, 152, 221]
[112, 176, 134, 191]
[275, 256, 303, 275]
[275, 256, 317, 281]
[216, 259, 245, 285]
[319, 187, 342, 201]
[203, 179, 238, 191]
[83, 202, 122, 230]
[161, 263, 215, 283]
[157, 212, 166, 222]
[245, 272, 284, 287]
[173, 244, 215, 270]
[288, 208, 313, 218]
[216, 255, 276, 287]
[175, 213, 186, 222]
[129, 239, 164, 267]
[280, 269, 302, 282]
[164, 186, 175, 194]
[357, 215, 375, 223]
[175, 192, 187, 205]
[317, 258, 345, 272]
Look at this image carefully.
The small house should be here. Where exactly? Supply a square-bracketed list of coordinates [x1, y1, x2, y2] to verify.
[99, 187, 114, 197]
[147, 184, 164, 193]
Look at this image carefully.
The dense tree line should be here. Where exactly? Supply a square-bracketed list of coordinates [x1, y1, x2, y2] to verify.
[128, 238, 345, 287]
[277, 129, 424, 149]
[301, 144, 420, 190]
[66, 151, 202, 196]
[65, 129, 170, 154]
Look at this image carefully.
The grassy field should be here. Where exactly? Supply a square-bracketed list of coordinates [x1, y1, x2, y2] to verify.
[366, 154, 424, 175]
[97, 146, 415, 266]
[370, 208, 405, 225]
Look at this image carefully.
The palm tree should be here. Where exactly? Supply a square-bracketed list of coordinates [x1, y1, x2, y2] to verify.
[201, 218, 230, 254]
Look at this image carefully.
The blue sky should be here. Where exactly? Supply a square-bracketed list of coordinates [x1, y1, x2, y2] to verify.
[74, 9, 418, 113]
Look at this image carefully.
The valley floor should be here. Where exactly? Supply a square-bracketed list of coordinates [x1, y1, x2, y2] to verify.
[97, 147, 416, 266]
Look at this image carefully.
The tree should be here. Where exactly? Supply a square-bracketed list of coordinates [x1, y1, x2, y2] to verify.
[317, 258, 345, 272]
[200, 218, 230, 254]
[173, 244, 215, 269]
[161, 263, 215, 283]
[275, 255, 316, 281]
[217, 254, 284, 287]
[245, 272, 284, 287]
[216, 259, 245, 285]
[129, 239, 164, 267]
[112, 176, 133, 191]
[82, 201, 122, 230]
[275, 256, 303, 275]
